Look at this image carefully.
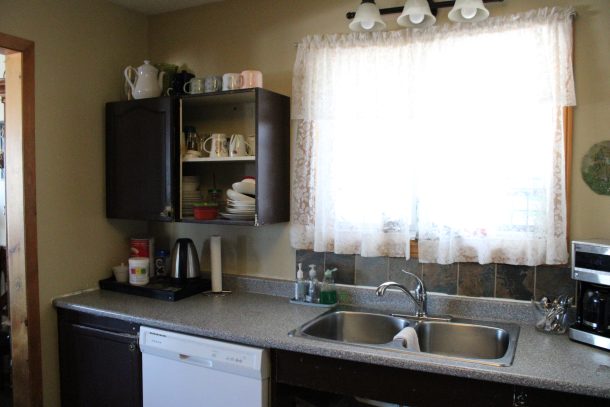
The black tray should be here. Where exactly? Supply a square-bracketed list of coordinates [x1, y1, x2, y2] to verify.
[99, 276, 211, 301]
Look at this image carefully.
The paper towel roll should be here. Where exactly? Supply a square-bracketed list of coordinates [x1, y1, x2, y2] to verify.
[211, 235, 222, 292]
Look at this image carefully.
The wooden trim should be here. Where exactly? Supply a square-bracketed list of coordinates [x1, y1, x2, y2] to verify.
[564, 106, 573, 246]
[0, 32, 42, 407]
[410, 239, 418, 259]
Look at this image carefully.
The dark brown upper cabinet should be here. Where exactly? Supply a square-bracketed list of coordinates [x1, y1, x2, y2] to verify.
[106, 89, 290, 225]
[106, 96, 178, 221]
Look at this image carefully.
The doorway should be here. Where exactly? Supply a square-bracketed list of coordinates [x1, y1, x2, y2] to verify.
[0, 32, 42, 407]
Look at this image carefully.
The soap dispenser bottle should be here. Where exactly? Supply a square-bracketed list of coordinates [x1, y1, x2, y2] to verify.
[320, 268, 337, 305]
[306, 264, 319, 303]
[294, 263, 307, 302]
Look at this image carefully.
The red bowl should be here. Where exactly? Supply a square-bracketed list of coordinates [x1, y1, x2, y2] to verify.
[193, 206, 218, 220]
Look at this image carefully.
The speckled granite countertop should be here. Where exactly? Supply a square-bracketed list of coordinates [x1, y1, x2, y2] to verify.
[53, 278, 610, 399]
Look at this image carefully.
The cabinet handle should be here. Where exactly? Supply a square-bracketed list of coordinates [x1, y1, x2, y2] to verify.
[128, 342, 137, 352]
[160, 206, 173, 218]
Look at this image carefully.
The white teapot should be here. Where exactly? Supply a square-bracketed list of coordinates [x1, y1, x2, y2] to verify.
[124, 60, 165, 99]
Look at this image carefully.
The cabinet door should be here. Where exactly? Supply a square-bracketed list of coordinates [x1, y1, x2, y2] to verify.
[58, 322, 142, 407]
[106, 97, 177, 221]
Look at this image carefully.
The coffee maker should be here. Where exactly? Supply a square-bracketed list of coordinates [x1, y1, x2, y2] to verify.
[569, 239, 610, 350]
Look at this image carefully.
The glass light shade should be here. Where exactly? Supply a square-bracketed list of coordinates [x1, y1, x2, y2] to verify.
[349, 1, 387, 32]
[397, 0, 436, 28]
[448, 0, 489, 23]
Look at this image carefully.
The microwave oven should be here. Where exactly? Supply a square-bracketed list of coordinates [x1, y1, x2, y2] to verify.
[571, 239, 610, 285]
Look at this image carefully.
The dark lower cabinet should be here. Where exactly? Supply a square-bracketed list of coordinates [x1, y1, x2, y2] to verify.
[273, 350, 607, 407]
[58, 309, 141, 407]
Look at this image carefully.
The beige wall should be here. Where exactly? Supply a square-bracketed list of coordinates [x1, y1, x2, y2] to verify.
[0, 0, 607, 405]
[149, 0, 610, 280]
[0, 1, 148, 405]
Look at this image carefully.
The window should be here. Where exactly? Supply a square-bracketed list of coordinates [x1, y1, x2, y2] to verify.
[290, 7, 575, 266]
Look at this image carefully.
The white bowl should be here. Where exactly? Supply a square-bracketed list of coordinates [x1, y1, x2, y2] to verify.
[182, 183, 199, 192]
[226, 188, 256, 203]
[232, 181, 255, 196]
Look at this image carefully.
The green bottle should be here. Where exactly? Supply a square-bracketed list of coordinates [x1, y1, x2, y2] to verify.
[320, 268, 337, 305]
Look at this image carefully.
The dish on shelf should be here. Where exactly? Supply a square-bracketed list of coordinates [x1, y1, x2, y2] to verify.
[232, 181, 255, 196]
[227, 199, 255, 208]
[225, 207, 255, 214]
[226, 188, 255, 203]
[182, 176, 200, 192]
[183, 195, 203, 200]
[219, 212, 255, 220]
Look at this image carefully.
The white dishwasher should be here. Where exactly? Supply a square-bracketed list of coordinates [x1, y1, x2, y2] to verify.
[139, 326, 270, 407]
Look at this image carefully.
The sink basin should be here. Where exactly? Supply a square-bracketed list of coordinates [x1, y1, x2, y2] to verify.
[415, 321, 510, 360]
[299, 310, 410, 344]
[290, 307, 520, 366]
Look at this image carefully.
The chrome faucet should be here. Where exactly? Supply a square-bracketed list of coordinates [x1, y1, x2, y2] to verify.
[376, 270, 428, 318]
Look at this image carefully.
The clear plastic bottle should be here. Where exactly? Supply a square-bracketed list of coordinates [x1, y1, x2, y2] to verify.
[306, 264, 319, 303]
[320, 268, 338, 305]
[294, 263, 308, 302]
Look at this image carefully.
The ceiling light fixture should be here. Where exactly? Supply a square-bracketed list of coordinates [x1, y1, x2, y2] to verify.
[448, 0, 489, 22]
[349, 0, 387, 32]
[397, 0, 436, 28]
[347, 0, 504, 31]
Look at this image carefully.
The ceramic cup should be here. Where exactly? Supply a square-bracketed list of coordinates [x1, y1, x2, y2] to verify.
[204, 75, 223, 93]
[240, 70, 263, 89]
[203, 133, 229, 158]
[246, 135, 256, 155]
[112, 263, 128, 283]
[222, 73, 242, 91]
[183, 77, 205, 94]
[229, 134, 253, 157]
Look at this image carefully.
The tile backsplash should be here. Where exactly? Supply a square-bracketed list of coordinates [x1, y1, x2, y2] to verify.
[296, 250, 575, 301]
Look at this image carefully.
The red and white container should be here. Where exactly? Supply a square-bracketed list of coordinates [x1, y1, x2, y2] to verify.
[130, 237, 155, 276]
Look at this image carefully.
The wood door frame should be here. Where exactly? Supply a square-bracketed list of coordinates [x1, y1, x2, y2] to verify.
[0, 32, 42, 407]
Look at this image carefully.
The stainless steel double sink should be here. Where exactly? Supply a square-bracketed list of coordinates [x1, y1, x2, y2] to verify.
[289, 306, 520, 366]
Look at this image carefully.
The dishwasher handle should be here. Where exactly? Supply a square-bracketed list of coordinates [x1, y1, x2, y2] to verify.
[177, 353, 214, 367]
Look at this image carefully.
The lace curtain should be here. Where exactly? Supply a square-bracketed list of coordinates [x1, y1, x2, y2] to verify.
[291, 7, 575, 265]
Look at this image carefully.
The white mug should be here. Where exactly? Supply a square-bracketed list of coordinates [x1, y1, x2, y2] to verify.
[183, 77, 205, 94]
[204, 75, 223, 93]
[222, 73, 242, 91]
[229, 134, 253, 157]
[246, 135, 256, 156]
[240, 70, 263, 89]
[203, 133, 229, 158]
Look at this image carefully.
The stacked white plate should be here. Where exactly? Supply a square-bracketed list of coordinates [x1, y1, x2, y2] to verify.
[222, 186, 255, 220]
[182, 176, 202, 217]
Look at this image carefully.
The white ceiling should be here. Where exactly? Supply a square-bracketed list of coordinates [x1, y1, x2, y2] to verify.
[108, 0, 223, 15]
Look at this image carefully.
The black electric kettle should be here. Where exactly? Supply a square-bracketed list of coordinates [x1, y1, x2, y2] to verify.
[170, 238, 201, 282]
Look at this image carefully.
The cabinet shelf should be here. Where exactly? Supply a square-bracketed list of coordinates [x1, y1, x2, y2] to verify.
[180, 217, 255, 226]
[179, 88, 290, 225]
[182, 156, 255, 163]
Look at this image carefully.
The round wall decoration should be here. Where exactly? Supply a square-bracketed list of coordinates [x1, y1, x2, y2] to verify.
[582, 141, 610, 195]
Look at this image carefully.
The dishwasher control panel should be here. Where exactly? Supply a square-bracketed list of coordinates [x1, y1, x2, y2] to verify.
[139, 326, 270, 379]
